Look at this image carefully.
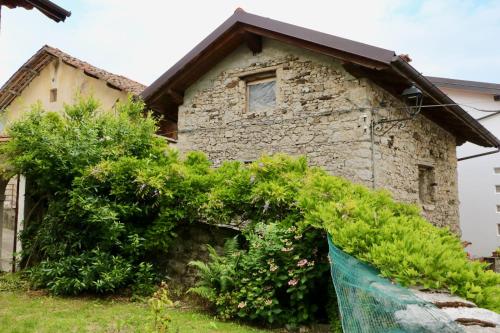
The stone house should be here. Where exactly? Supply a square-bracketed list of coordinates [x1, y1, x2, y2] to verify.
[0, 45, 145, 271]
[141, 9, 500, 234]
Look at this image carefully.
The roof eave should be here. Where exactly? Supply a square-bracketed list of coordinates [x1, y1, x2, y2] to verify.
[25, 0, 71, 22]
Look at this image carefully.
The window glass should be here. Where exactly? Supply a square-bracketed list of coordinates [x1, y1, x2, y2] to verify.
[248, 80, 276, 113]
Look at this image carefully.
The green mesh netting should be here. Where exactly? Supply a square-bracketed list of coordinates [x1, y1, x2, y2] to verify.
[327, 235, 465, 333]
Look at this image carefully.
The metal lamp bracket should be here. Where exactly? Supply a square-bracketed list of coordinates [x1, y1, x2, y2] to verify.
[372, 85, 424, 136]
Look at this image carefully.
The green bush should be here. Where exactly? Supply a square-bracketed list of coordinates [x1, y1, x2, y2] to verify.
[2, 97, 178, 296]
[296, 169, 500, 311]
[189, 224, 329, 327]
[0, 272, 28, 292]
[188, 155, 499, 315]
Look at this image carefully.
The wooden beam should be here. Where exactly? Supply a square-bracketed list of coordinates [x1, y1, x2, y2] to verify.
[22, 66, 39, 75]
[244, 26, 389, 70]
[243, 32, 262, 54]
[167, 88, 184, 105]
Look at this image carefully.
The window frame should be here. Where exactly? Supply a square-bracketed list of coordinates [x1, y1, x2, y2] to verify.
[49, 88, 58, 103]
[243, 70, 277, 114]
[418, 164, 436, 205]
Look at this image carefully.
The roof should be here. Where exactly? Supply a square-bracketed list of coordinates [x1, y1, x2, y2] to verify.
[1, 0, 71, 22]
[427, 76, 500, 95]
[0, 45, 146, 111]
[141, 9, 500, 148]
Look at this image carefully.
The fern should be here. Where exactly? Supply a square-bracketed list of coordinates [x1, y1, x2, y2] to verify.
[188, 239, 241, 302]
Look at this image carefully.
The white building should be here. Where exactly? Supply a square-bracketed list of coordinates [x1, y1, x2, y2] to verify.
[428, 76, 500, 258]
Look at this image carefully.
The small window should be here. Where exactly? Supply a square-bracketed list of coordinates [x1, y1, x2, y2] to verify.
[247, 77, 276, 113]
[496, 205, 500, 213]
[50, 88, 57, 102]
[418, 165, 436, 204]
[495, 167, 500, 174]
[496, 185, 500, 193]
[497, 223, 500, 236]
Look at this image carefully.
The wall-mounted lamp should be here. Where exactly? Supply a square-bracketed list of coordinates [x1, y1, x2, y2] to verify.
[401, 84, 423, 117]
[371, 84, 424, 136]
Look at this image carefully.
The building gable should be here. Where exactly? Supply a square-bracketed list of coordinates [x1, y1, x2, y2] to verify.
[0, 45, 146, 131]
[142, 9, 499, 148]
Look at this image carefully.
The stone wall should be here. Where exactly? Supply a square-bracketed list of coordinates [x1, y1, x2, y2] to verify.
[162, 223, 239, 288]
[176, 39, 459, 232]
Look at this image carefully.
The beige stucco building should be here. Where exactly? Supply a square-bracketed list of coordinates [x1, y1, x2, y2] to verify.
[0, 45, 145, 132]
[0, 45, 145, 271]
[142, 10, 500, 233]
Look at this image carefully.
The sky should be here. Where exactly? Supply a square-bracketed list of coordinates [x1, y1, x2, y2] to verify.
[1, 0, 500, 87]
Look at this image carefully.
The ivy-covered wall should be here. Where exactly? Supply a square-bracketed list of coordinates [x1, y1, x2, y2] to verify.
[176, 38, 459, 232]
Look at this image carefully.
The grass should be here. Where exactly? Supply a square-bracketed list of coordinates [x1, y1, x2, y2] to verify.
[0, 290, 271, 333]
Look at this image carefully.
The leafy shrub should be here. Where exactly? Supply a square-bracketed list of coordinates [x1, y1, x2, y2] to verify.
[0, 272, 29, 292]
[2, 97, 177, 296]
[29, 250, 133, 295]
[189, 223, 329, 327]
[149, 281, 174, 332]
[296, 169, 500, 311]
[188, 155, 499, 315]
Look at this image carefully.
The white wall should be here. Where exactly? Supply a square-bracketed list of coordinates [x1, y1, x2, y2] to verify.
[440, 86, 500, 257]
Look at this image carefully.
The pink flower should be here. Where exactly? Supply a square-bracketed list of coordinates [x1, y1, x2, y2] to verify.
[297, 259, 308, 267]
[288, 279, 299, 286]
[238, 302, 247, 309]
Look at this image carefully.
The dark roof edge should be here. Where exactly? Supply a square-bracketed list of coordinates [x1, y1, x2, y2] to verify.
[140, 13, 240, 102]
[393, 59, 500, 148]
[26, 0, 71, 22]
[140, 9, 395, 103]
[427, 76, 500, 95]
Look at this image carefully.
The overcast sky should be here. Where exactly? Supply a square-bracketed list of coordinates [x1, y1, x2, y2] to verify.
[1, 0, 499, 87]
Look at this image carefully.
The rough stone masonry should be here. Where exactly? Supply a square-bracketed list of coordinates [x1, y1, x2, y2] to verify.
[176, 39, 460, 232]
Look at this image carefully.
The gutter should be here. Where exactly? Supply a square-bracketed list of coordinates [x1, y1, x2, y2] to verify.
[391, 57, 500, 148]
